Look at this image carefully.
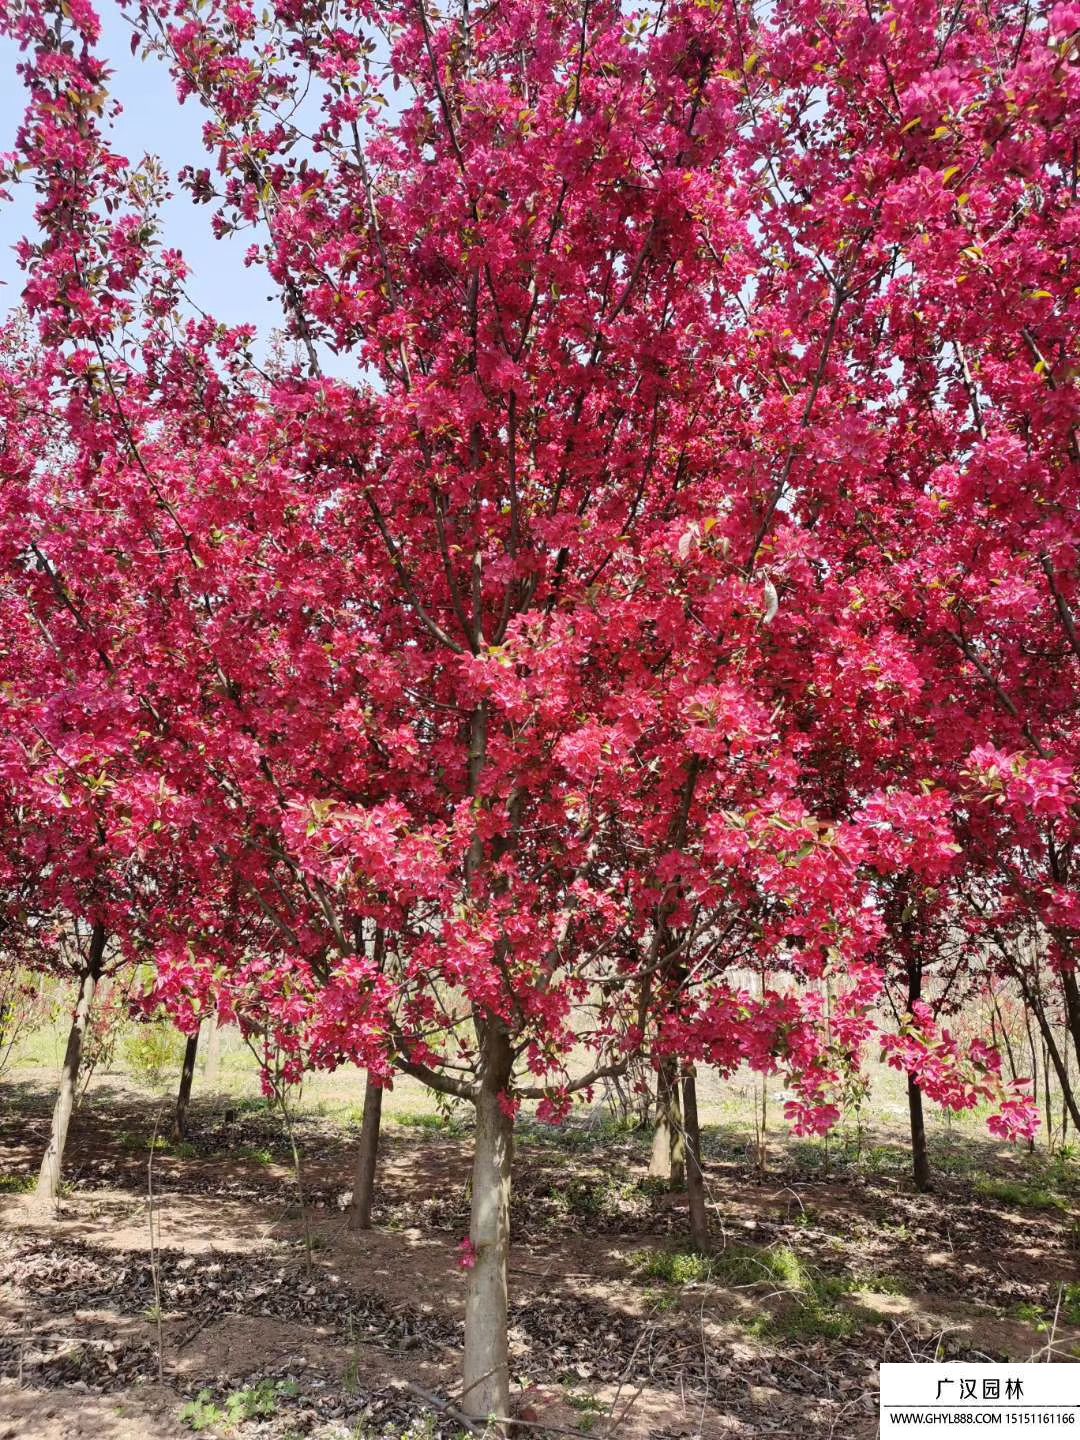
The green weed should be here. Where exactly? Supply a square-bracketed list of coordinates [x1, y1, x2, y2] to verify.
[234, 1145, 275, 1166]
[565, 1388, 603, 1434]
[396, 1111, 464, 1136]
[1015, 1284, 1080, 1332]
[974, 1176, 1069, 1213]
[181, 1379, 300, 1432]
[635, 1242, 881, 1343]
[634, 1248, 715, 1285]
[179, 1391, 224, 1433]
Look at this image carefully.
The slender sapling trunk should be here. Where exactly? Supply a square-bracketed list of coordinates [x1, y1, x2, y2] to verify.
[906, 953, 931, 1192]
[172, 1028, 199, 1142]
[462, 1021, 514, 1428]
[649, 1057, 684, 1189]
[37, 923, 107, 1203]
[348, 1069, 383, 1232]
[203, 1015, 222, 1089]
[682, 1068, 709, 1251]
[907, 1072, 931, 1193]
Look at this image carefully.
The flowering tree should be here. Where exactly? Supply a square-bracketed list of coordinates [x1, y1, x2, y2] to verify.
[0, 330, 131, 1198]
[2, 0, 1069, 1425]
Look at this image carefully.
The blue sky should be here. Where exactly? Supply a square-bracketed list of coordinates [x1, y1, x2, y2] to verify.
[0, 2, 283, 341]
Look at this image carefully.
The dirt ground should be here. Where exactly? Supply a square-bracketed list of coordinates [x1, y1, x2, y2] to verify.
[1, 1075, 1078, 1439]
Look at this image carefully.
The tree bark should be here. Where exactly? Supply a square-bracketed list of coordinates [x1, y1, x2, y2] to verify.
[905, 952, 932, 1192]
[462, 1020, 514, 1428]
[1021, 1001, 1041, 1153]
[172, 1029, 200, 1142]
[1062, 1031, 1072, 1145]
[348, 1069, 383, 1232]
[907, 1072, 932, 1193]
[37, 923, 107, 1203]
[649, 1058, 684, 1189]
[1020, 976, 1080, 1134]
[203, 1015, 222, 1089]
[1061, 970, 1080, 1075]
[682, 1068, 709, 1251]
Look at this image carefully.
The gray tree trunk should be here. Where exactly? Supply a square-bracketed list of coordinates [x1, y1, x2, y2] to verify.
[348, 1070, 383, 1232]
[1061, 970, 1080, 1075]
[649, 1058, 684, 1189]
[203, 1015, 222, 1089]
[682, 1069, 709, 1251]
[1022, 981, 1080, 1132]
[172, 1029, 199, 1141]
[462, 1021, 514, 1428]
[906, 954, 931, 1192]
[37, 924, 107, 1203]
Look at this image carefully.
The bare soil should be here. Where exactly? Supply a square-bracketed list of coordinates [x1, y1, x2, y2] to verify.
[1, 1079, 1077, 1439]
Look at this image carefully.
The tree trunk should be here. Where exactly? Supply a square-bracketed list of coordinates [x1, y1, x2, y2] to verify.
[203, 1015, 222, 1089]
[648, 1065, 671, 1177]
[1042, 1038, 1054, 1153]
[682, 1069, 709, 1252]
[649, 1058, 684, 1189]
[1021, 977, 1080, 1134]
[462, 1022, 514, 1428]
[1061, 971, 1080, 1075]
[37, 924, 107, 1203]
[1021, 1001, 1040, 1154]
[906, 953, 931, 1192]
[348, 1070, 383, 1232]
[172, 1029, 200, 1142]
[1062, 1034, 1072, 1146]
[907, 1072, 931, 1193]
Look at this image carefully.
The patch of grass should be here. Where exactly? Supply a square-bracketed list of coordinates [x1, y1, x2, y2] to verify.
[1015, 1301, 1048, 1330]
[227, 1378, 299, 1422]
[862, 1144, 911, 1176]
[636, 1241, 820, 1291]
[292, 1232, 329, 1253]
[0, 1172, 34, 1194]
[847, 1270, 912, 1297]
[1014, 1284, 1080, 1332]
[746, 1302, 859, 1341]
[642, 1286, 680, 1313]
[516, 1114, 649, 1153]
[182, 1379, 300, 1433]
[565, 1388, 603, 1434]
[635, 1248, 715, 1286]
[716, 1243, 808, 1289]
[227, 1095, 276, 1116]
[168, 1139, 199, 1159]
[118, 1130, 169, 1153]
[927, 1148, 977, 1178]
[119, 1133, 202, 1159]
[974, 1176, 1069, 1213]
[632, 1175, 670, 1201]
[234, 1145, 275, 1166]
[396, 1111, 465, 1136]
[348, 1419, 444, 1440]
[879, 1219, 914, 1242]
[180, 1391, 225, 1433]
[549, 1174, 641, 1220]
[635, 1242, 880, 1343]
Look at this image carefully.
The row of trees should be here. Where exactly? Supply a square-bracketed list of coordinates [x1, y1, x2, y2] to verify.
[1, 0, 1077, 1425]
